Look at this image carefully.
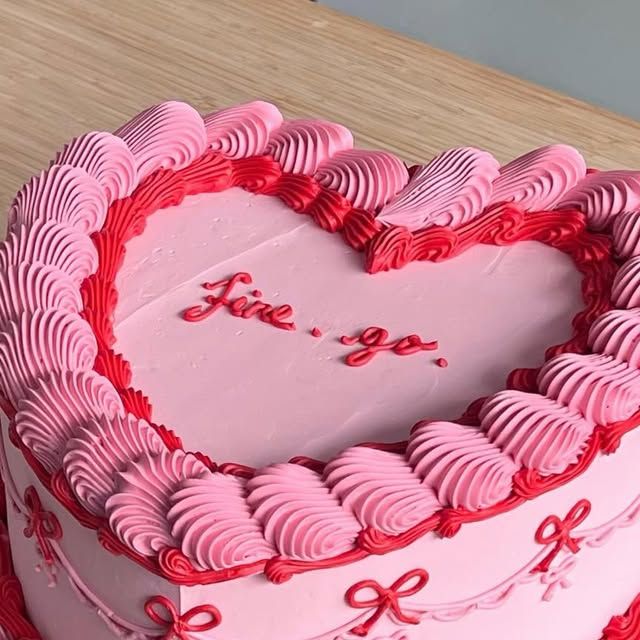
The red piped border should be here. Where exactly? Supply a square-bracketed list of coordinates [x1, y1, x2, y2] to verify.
[5, 150, 640, 587]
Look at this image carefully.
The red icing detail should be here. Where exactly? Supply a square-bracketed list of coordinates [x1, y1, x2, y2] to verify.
[357, 514, 440, 554]
[120, 388, 152, 422]
[436, 357, 449, 368]
[102, 197, 146, 245]
[602, 594, 640, 640]
[533, 499, 591, 573]
[91, 230, 126, 281]
[264, 173, 321, 213]
[308, 188, 352, 232]
[80, 276, 118, 349]
[158, 547, 266, 585]
[152, 423, 184, 451]
[251, 289, 263, 298]
[310, 327, 323, 338]
[230, 156, 282, 192]
[174, 150, 233, 195]
[345, 568, 429, 636]
[22, 486, 62, 566]
[341, 326, 438, 367]
[437, 494, 526, 538]
[129, 169, 187, 217]
[144, 595, 221, 639]
[94, 349, 132, 389]
[342, 209, 383, 250]
[183, 272, 295, 331]
[265, 548, 368, 585]
[365, 226, 413, 274]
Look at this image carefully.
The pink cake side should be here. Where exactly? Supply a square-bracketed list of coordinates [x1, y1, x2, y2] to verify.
[1, 100, 640, 640]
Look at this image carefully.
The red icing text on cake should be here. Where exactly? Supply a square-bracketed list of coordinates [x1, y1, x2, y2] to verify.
[340, 326, 438, 367]
[181, 272, 296, 331]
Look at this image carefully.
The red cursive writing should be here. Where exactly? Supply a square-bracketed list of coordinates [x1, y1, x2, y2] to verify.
[181, 272, 296, 331]
[340, 326, 438, 367]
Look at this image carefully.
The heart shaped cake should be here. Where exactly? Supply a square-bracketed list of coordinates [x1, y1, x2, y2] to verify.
[1, 100, 639, 640]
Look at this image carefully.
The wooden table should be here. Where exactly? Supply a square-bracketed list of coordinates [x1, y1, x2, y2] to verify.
[2, 0, 640, 227]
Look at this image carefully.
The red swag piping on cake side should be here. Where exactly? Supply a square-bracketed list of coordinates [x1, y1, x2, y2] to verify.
[1, 99, 640, 597]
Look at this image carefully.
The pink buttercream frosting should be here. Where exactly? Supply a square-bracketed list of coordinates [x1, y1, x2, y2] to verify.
[52, 131, 138, 204]
[554, 170, 640, 230]
[479, 390, 593, 475]
[114, 101, 207, 179]
[246, 463, 360, 561]
[323, 446, 440, 535]
[407, 421, 518, 510]
[488, 144, 586, 211]
[266, 119, 354, 175]
[537, 353, 640, 425]
[63, 413, 165, 516]
[314, 149, 409, 211]
[588, 309, 640, 367]
[168, 474, 275, 571]
[0, 220, 98, 287]
[15, 370, 123, 473]
[0, 263, 82, 328]
[9, 165, 108, 235]
[377, 147, 500, 230]
[0, 309, 97, 408]
[612, 210, 640, 259]
[106, 449, 208, 556]
[611, 256, 640, 309]
[203, 100, 284, 159]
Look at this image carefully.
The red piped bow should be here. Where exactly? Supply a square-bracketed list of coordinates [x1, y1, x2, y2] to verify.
[145, 595, 221, 640]
[533, 498, 591, 573]
[345, 568, 428, 636]
[22, 486, 62, 565]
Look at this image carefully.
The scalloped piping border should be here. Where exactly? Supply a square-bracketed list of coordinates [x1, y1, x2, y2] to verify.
[5, 149, 640, 586]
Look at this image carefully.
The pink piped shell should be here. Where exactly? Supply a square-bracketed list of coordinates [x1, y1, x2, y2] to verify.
[0, 263, 82, 328]
[479, 390, 593, 475]
[555, 170, 640, 230]
[246, 463, 360, 561]
[588, 309, 640, 367]
[266, 119, 354, 175]
[168, 474, 275, 571]
[9, 165, 108, 235]
[106, 449, 208, 556]
[203, 100, 283, 159]
[612, 210, 640, 259]
[407, 421, 517, 511]
[15, 370, 123, 473]
[324, 446, 440, 535]
[114, 101, 207, 179]
[63, 413, 165, 516]
[377, 147, 500, 231]
[0, 309, 98, 408]
[0, 220, 98, 286]
[315, 149, 409, 211]
[53, 131, 138, 203]
[537, 353, 640, 424]
[488, 144, 586, 211]
[611, 256, 640, 309]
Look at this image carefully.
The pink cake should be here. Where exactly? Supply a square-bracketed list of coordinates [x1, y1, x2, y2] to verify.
[0, 100, 639, 640]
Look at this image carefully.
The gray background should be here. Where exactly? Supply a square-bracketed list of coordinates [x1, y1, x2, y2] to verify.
[321, 0, 638, 120]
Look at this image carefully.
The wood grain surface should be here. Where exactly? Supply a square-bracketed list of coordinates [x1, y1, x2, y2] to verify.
[2, 0, 640, 228]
